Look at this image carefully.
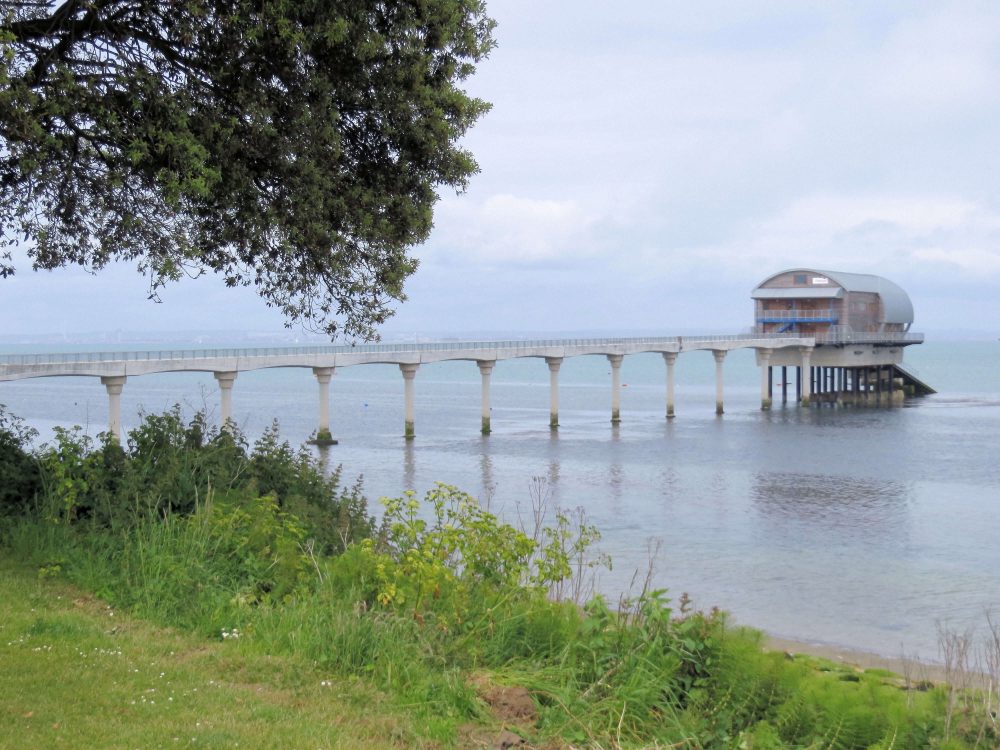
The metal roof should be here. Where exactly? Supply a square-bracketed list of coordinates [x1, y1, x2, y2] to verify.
[752, 269, 914, 325]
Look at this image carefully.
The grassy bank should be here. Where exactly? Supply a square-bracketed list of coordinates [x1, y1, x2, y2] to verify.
[2, 406, 998, 748]
[0, 556, 439, 749]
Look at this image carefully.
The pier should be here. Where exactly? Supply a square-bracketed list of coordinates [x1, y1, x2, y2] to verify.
[0, 331, 924, 442]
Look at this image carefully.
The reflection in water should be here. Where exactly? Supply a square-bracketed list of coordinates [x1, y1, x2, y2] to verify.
[479, 446, 495, 503]
[314, 443, 332, 476]
[751, 471, 910, 536]
[546, 428, 560, 487]
[608, 462, 624, 505]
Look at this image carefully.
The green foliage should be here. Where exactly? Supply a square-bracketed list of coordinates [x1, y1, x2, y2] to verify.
[0, 404, 41, 516]
[370, 484, 535, 612]
[0, 0, 496, 338]
[19, 406, 374, 552]
[0, 422, 988, 748]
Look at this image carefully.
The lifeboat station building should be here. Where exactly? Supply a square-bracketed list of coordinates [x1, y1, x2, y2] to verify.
[752, 269, 933, 405]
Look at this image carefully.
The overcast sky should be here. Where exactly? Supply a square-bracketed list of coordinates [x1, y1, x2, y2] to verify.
[4, 1, 1000, 339]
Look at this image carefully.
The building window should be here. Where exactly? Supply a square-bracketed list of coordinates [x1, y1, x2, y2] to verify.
[794, 274, 807, 284]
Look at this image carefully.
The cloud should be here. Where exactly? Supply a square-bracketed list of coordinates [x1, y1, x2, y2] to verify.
[867, 5, 1000, 113]
[427, 194, 601, 266]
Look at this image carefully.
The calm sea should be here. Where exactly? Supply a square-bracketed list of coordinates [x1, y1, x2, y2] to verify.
[2, 339, 999, 660]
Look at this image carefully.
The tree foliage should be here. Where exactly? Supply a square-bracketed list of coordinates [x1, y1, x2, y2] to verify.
[0, 0, 495, 338]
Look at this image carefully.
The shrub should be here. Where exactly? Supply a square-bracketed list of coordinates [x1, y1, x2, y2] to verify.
[0, 405, 41, 516]
[19, 407, 373, 552]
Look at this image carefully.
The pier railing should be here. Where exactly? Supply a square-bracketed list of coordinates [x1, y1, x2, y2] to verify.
[0, 330, 924, 367]
[0, 335, 688, 365]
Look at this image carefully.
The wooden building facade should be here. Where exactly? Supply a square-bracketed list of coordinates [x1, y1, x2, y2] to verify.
[752, 269, 914, 338]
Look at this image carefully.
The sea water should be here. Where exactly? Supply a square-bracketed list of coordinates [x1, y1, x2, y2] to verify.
[1, 339, 998, 660]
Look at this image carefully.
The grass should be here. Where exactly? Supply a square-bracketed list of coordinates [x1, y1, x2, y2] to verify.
[0, 555, 440, 750]
[2, 407, 998, 749]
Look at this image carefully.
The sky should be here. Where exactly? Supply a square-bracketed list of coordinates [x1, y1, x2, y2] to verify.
[4, 0, 1000, 340]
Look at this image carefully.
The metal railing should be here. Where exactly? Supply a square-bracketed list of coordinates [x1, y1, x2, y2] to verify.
[756, 309, 838, 321]
[0, 331, 924, 367]
[1, 336, 684, 366]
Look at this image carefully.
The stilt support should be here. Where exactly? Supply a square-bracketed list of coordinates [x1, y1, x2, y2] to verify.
[713, 349, 727, 415]
[214, 371, 238, 431]
[799, 347, 813, 406]
[310, 367, 337, 445]
[100, 375, 127, 443]
[759, 349, 772, 410]
[400, 363, 419, 439]
[478, 360, 495, 435]
[662, 352, 677, 418]
[545, 357, 562, 429]
[607, 354, 624, 423]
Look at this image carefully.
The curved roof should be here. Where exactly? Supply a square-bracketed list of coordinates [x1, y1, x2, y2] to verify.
[753, 269, 914, 325]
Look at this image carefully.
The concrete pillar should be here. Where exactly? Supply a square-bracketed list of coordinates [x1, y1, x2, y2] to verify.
[799, 347, 813, 406]
[545, 357, 562, 429]
[214, 371, 237, 430]
[100, 375, 127, 443]
[758, 348, 772, 410]
[781, 365, 788, 403]
[399, 363, 419, 439]
[607, 354, 624, 423]
[312, 367, 336, 444]
[712, 350, 727, 415]
[662, 352, 678, 418]
[477, 360, 495, 435]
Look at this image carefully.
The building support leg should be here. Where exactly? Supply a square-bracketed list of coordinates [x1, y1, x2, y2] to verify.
[478, 360, 495, 435]
[782, 366, 788, 403]
[400, 363, 419, 439]
[545, 357, 562, 429]
[713, 349, 727, 415]
[214, 371, 237, 431]
[309, 367, 337, 445]
[662, 352, 678, 418]
[100, 375, 127, 443]
[759, 349, 772, 410]
[799, 347, 813, 406]
[608, 354, 624, 423]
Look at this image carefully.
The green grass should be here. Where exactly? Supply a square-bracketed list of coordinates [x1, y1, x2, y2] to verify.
[2, 408, 996, 749]
[0, 555, 442, 750]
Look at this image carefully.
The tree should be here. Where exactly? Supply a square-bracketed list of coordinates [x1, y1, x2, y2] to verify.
[0, 1, 494, 339]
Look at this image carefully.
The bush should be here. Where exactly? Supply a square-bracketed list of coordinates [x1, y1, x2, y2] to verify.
[13, 406, 373, 552]
[0, 405, 41, 516]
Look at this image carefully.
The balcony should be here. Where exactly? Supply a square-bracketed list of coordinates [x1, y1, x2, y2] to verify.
[757, 309, 839, 324]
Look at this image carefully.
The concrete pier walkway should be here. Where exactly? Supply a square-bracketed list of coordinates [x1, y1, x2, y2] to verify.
[0, 332, 924, 441]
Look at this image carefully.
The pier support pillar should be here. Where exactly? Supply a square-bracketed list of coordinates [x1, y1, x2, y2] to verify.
[100, 375, 127, 443]
[781, 365, 788, 403]
[545, 357, 562, 429]
[758, 349, 772, 410]
[799, 347, 813, 406]
[607, 354, 624, 423]
[662, 352, 678, 419]
[311, 367, 337, 445]
[712, 349, 727, 415]
[477, 360, 495, 435]
[399, 363, 419, 439]
[214, 371, 238, 431]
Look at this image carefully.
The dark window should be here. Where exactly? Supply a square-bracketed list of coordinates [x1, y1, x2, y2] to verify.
[794, 274, 807, 284]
